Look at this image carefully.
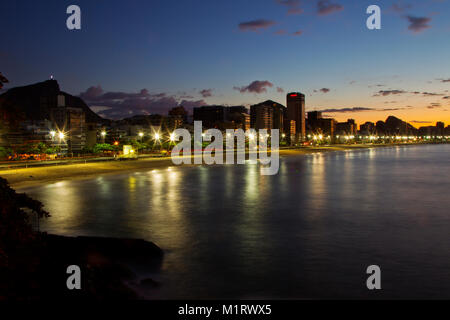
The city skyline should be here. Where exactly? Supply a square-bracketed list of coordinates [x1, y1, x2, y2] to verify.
[1, 0, 450, 125]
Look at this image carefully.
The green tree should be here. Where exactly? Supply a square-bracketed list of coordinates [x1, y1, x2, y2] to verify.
[130, 140, 147, 151]
[44, 146, 60, 154]
[0, 177, 50, 298]
[0, 177, 49, 266]
[92, 143, 118, 154]
[0, 147, 13, 158]
[15, 143, 38, 155]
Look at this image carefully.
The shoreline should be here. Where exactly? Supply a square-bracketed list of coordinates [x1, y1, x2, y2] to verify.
[0, 143, 436, 189]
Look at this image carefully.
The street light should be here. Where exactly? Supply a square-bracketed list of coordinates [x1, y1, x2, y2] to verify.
[170, 133, 176, 141]
[58, 132, 65, 140]
[50, 130, 56, 138]
[154, 133, 160, 140]
[139, 132, 144, 138]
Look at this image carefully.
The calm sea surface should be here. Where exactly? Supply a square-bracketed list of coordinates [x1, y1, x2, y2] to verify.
[18, 144, 450, 299]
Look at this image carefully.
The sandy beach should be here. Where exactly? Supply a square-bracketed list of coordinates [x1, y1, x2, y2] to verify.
[0, 144, 420, 188]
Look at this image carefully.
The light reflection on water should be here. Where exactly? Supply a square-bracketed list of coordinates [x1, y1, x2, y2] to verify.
[19, 144, 450, 299]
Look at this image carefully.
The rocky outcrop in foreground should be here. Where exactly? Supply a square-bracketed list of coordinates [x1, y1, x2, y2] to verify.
[3, 234, 164, 300]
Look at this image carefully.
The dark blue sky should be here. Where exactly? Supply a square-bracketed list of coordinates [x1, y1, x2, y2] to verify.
[1, 0, 450, 123]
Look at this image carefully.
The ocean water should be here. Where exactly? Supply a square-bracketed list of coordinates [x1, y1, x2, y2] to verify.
[19, 144, 450, 299]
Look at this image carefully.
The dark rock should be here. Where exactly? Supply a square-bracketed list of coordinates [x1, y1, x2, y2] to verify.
[140, 278, 160, 288]
[45, 234, 163, 264]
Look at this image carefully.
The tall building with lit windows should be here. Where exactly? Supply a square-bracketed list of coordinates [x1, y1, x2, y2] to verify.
[50, 95, 86, 153]
[286, 92, 305, 141]
[250, 100, 285, 133]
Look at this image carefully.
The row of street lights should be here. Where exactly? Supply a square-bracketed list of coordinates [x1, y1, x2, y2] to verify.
[95, 129, 450, 145]
[49, 130, 65, 140]
[100, 130, 175, 143]
[309, 134, 450, 142]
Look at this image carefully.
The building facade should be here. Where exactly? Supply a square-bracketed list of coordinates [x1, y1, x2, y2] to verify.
[50, 95, 86, 153]
[250, 100, 286, 133]
[286, 92, 306, 141]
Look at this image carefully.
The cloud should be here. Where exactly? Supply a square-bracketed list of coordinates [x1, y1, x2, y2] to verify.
[277, 87, 285, 93]
[438, 78, 450, 83]
[274, 29, 288, 35]
[421, 92, 444, 96]
[238, 20, 276, 32]
[79, 86, 207, 119]
[79, 85, 104, 101]
[80, 86, 154, 102]
[316, 107, 374, 113]
[374, 90, 446, 97]
[288, 8, 304, 15]
[276, 0, 304, 15]
[293, 30, 303, 36]
[317, 106, 409, 113]
[373, 90, 407, 96]
[89, 106, 112, 113]
[276, 0, 300, 6]
[199, 89, 213, 98]
[233, 80, 274, 94]
[381, 107, 406, 111]
[390, 2, 412, 13]
[317, 0, 343, 16]
[427, 103, 441, 109]
[179, 99, 208, 110]
[373, 90, 444, 97]
[320, 88, 330, 93]
[406, 16, 431, 33]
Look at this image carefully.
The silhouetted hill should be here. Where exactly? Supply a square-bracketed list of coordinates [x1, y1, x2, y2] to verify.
[384, 116, 418, 134]
[0, 80, 104, 124]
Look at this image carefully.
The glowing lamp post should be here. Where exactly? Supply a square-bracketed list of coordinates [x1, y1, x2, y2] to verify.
[101, 130, 106, 143]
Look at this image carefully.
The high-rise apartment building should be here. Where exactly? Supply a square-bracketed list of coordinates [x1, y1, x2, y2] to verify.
[286, 92, 305, 141]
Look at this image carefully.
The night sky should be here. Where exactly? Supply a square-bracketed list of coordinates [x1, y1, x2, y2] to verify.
[1, 0, 450, 124]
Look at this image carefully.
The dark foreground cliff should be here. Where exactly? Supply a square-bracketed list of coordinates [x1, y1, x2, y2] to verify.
[0, 177, 163, 300]
[1, 233, 164, 300]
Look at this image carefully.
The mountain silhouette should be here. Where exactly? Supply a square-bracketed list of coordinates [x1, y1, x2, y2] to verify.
[0, 80, 104, 125]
